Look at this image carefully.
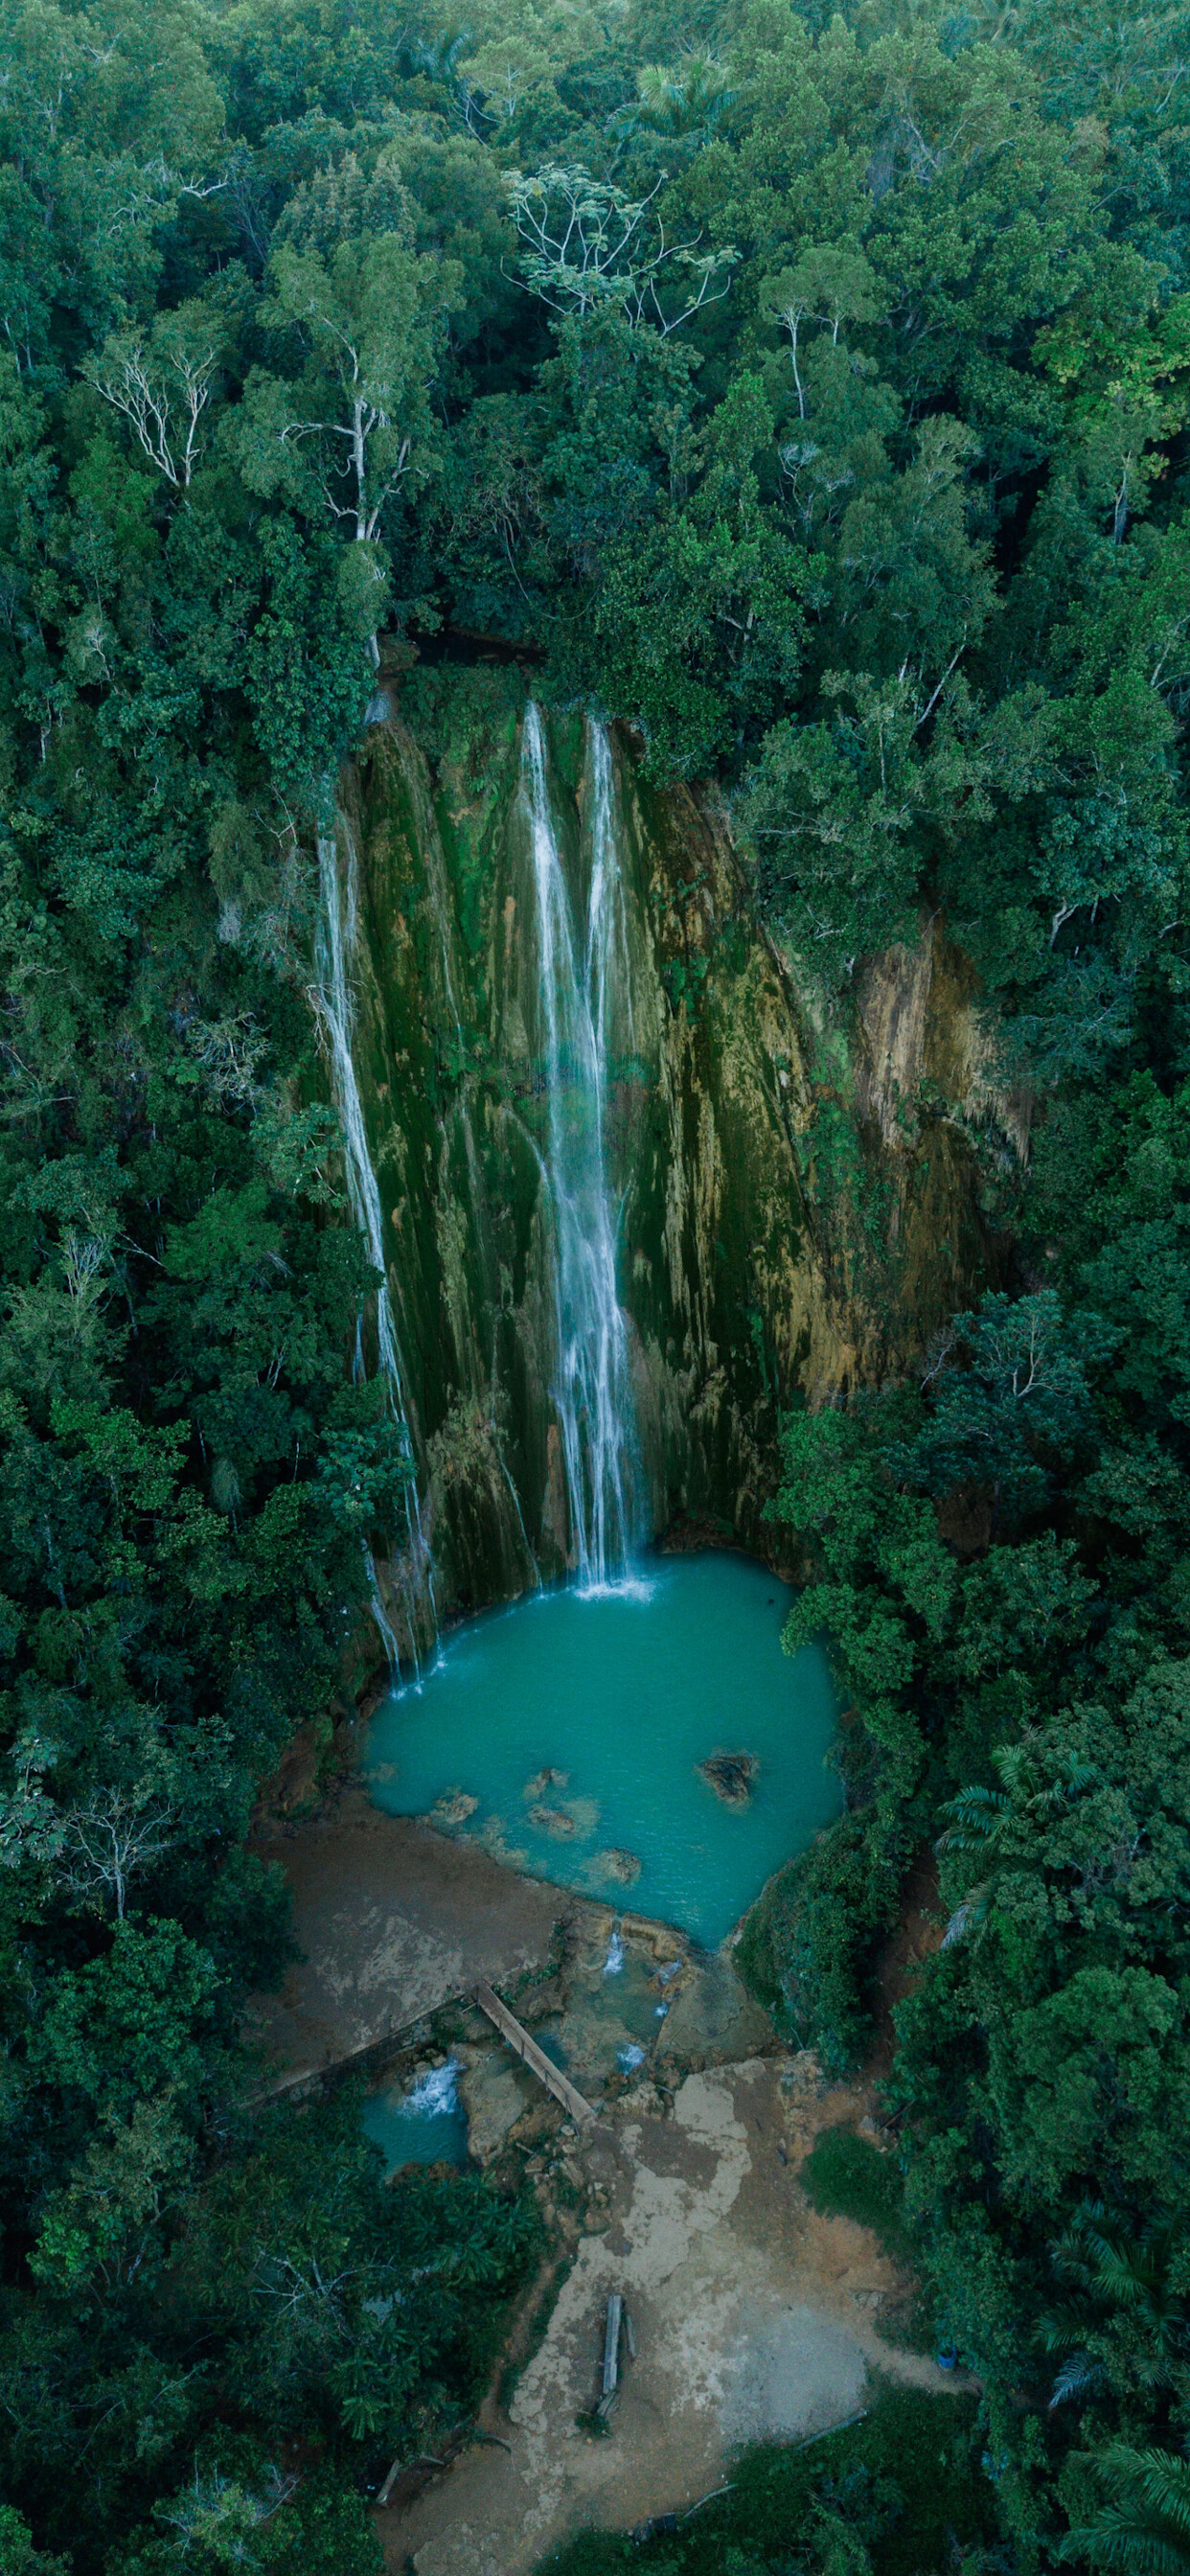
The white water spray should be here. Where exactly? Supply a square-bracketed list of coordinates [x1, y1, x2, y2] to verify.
[588, 720, 635, 1071]
[521, 705, 640, 1589]
[403, 2056, 463, 2119]
[312, 822, 435, 1666]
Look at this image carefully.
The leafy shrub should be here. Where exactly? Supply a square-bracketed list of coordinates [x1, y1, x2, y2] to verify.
[737, 1813, 906, 2075]
[534, 2386, 991, 2575]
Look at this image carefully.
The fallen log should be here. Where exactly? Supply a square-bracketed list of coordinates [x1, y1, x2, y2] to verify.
[602, 2290, 623, 2397]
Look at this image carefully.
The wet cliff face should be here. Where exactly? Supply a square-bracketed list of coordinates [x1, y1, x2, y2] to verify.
[331, 667, 1015, 1632]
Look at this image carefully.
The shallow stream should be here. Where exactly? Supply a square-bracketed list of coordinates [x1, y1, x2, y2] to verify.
[364, 1552, 839, 1950]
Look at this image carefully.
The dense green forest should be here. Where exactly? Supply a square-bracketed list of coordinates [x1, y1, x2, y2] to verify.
[2, 0, 1190, 2567]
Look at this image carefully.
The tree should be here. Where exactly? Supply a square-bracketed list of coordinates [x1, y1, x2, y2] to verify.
[760, 244, 880, 420]
[1041, 2205, 1188, 2410]
[508, 163, 735, 335]
[83, 286, 245, 496]
[0, 2504, 69, 2576]
[895, 1291, 1115, 1523]
[620, 51, 740, 150]
[937, 1738, 1103, 1950]
[59, 1789, 174, 1921]
[1060, 2447, 1190, 2572]
[239, 160, 461, 659]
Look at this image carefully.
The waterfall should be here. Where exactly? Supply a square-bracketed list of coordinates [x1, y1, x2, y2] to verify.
[521, 704, 640, 1589]
[588, 720, 635, 1071]
[312, 822, 435, 1666]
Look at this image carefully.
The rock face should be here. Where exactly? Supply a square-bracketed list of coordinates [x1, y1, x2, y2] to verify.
[456, 2048, 535, 2165]
[329, 666, 1015, 1640]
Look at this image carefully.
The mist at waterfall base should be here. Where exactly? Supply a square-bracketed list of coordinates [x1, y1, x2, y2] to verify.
[364, 1553, 840, 1948]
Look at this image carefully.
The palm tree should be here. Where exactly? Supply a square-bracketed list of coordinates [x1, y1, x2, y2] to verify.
[1059, 2445, 1190, 2571]
[936, 1739, 1101, 1945]
[633, 53, 739, 140]
[1041, 2204, 1186, 2409]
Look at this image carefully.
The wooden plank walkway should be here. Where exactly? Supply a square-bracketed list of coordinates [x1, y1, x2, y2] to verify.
[473, 1979, 596, 2125]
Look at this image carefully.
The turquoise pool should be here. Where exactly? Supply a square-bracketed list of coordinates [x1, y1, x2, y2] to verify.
[364, 1552, 840, 1948]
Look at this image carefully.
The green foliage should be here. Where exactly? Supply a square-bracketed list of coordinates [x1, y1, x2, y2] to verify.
[800, 2129, 914, 2274]
[3, 1, 1190, 2569]
[1058, 2445, 1190, 2573]
[174, 2090, 540, 2451]
[755, 1124, 1190, 2551]
[737, 1809, 907, 2074]
[110, 2455, 384, 2576]
[0, 2502, 70, 2576]
[534, 2384, 991, 2576]
[0, 11, 543, 2564]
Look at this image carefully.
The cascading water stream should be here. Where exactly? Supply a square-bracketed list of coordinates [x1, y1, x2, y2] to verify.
[588, 719, 635, 1072]
[421, 806, 540, 1595]
[313, 822, 435, 1666]
[521, 704, 640, 1588]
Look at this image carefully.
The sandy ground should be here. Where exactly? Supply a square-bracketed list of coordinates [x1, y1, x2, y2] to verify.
[248, 1785, 568, 2077]
[383, 2056, 965, 2576]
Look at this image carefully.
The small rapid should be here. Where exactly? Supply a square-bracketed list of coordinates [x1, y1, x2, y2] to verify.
[362, 2056, 469, 2171]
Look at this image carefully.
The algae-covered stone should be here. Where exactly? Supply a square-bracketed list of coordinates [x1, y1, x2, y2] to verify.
[528, 1804, 577, 1840]
[523, 1766, 570, 1800]
[587, 1848, 641, 1888]
[697, 1750, 760, 1807]
[431, 1788, 480, 1828]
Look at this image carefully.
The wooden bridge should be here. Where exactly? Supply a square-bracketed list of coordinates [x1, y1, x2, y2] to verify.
[473, 1978, 596, 2125]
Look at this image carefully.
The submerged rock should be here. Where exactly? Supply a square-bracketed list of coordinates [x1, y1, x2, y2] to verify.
[590, 1848, 641, 1887]
[431, 1787, 480, 1827]
[528, 1803, 577, 1839]
[560, 1794, 600, 1842]
[476, 1817, 531, 1873]
[697, 1749, 760, 1807]
[523, 1765, 571, 1801]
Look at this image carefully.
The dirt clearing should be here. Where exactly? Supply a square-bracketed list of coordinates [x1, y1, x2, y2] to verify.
[383, 2057, 965, 2576]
